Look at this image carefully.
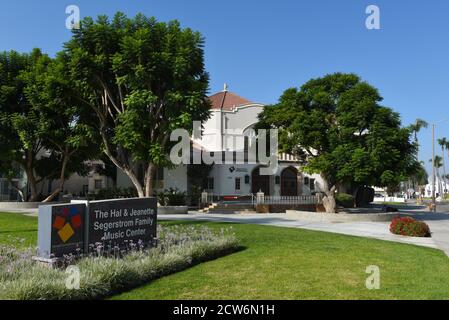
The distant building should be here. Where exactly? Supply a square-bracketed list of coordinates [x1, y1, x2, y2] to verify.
[424, 176, 449, 199]
[0, 160, 113, 201]
[116, 85, 324, 197]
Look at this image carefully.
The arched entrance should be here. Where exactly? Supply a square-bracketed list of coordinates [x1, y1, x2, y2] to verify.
[281, 167, 298, 196]
[251, 166, 270, 195]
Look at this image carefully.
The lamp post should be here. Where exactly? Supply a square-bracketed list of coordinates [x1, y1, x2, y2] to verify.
[432, 124, 436, 212]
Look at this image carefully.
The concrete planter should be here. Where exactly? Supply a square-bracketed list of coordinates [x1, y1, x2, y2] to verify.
[0, 202, 43, 210]
[285, 210, 406, 223]
[158, 206, 188, 215]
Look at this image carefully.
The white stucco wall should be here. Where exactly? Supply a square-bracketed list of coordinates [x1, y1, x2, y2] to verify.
[205, 162, 324, 197]
[195, 104, 264, 152]
[116, 166, 188, 193]
[163, 165, 188, 192]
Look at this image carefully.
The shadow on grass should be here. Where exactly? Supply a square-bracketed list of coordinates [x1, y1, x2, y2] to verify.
[0, 229, 37, 234]
[105, 244, 247, 300]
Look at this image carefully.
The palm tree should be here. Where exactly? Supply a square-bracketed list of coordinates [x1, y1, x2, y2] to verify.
[409, 119, 428, 201]
[430, 156, 444, 197]
[409, 161, 428, 199]
[438, 137, 448, 194]
[446, 141, 449, 191]
[410, 119, 429, 145]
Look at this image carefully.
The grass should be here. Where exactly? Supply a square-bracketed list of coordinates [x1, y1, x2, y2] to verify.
[1, 212, 449, 299]
[0, 212, 37, 248]
[0, 214, 239, 300]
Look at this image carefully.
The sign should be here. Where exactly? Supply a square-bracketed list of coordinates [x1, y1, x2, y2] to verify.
[88, 198, 157, 248]
[37, 198, 157, 260]
[38, 203, 85, 258]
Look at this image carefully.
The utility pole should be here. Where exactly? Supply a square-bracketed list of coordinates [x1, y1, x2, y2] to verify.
[432, 124, 437, 212]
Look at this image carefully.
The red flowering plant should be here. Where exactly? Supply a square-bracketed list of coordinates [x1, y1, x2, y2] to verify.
[389, 216, 431, 237]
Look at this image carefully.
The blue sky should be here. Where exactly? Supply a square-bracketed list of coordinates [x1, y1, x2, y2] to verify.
[1, 0, 448, 173]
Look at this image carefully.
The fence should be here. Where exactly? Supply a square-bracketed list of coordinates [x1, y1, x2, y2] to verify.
[0, 178, 21, 201]
[259, 195, 321, 205]
[200, 192, 321, 206]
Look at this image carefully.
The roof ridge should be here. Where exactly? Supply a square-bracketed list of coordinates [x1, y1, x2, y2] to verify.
[208, 90, 254, 111]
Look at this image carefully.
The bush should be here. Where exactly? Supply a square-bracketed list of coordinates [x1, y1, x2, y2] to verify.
[93, 187, 138, 200]
[389, 217, 431, 237]
[0, 225, 239, 300]
[336, 193, 355, 208]
[157, 188, 187, 206]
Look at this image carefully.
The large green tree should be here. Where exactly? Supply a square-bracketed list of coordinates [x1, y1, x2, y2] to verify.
[0, 49, 46, 201]
[21, 53, 98, 202]
[257, 73, 417, 213]
[62, 13, 211, 197]
[0, 49, 97, 202]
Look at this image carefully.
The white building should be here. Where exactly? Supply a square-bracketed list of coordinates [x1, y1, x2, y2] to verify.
[424, 176, 449, 199]
[0, 160, 114, 201]
[117, 85, 324, 197]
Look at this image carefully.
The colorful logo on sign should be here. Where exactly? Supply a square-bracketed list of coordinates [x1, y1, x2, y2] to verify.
[52, 206, 83, 243]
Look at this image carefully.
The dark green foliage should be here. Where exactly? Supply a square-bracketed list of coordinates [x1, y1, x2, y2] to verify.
[62, 12, 211, 197]
[92, 187, 138, 200]
[335, 193, 355, 208]
[355, 186, 375, 206]
[157, 188, 187, 206]
[257, 73, 418, 212]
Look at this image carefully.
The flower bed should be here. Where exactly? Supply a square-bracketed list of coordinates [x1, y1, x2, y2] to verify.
[390, 216, 431, 238]
[0, 225, 239, 300]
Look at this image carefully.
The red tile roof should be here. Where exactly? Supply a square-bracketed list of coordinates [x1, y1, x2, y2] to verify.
[208, 91, 253, 111]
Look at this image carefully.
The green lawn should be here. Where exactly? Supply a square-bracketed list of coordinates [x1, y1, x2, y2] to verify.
[0, 212, 38, 248]
[1, 212, 449, 299]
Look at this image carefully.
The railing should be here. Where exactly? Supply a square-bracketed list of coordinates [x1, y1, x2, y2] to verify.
[201, 193, 255, 205]
[258, 195, 321, 205]
[200, 192, 321, 206]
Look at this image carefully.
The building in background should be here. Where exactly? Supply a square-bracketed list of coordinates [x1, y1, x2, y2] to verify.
[1, 86, 324, 201]
[116, 85, 324, 197]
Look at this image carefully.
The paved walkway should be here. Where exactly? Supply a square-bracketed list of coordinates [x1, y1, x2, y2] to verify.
[159, 212, 438, 249]
[411, 210, 449, 257]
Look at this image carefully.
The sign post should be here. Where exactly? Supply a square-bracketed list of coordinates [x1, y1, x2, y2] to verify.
[37, 203, 85, 260]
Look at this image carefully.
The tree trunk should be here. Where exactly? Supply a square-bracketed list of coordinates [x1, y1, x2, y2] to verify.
[7, 178, 24, 202]
[321, 175, 337, 213]
[25, 166, 39, 202]
[442, 149, 447, 195]
[124, 167, 145, 198]
[42, 154, 69, 203]
[144, 163, 155, 197]
[100, 130, 145, 198]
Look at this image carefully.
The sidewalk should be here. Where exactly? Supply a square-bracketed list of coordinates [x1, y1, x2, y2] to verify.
[159, 212, 438, 249]
[411, 211, 449, 257]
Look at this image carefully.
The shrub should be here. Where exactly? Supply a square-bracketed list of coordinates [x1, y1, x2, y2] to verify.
[0, 225, 239, 300]
[93, 187, 138, 200]
[336, 193, 355, 208]
[389, 216, 431, 237]
[157, 188, 187, 206]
